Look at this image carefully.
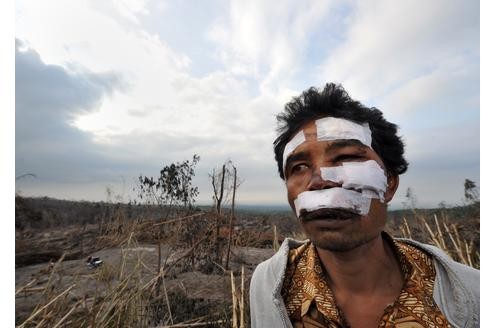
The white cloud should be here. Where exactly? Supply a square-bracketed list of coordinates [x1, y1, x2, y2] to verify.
[111, 0, 150, 23]
[207, 0, 335, 91]
[380, 57, 479, 120]
[15, 0, 337, 151]
[318, 0, 479, 103]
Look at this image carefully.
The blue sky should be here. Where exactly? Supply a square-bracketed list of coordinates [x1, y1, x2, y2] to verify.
[14, 0, 480, 209]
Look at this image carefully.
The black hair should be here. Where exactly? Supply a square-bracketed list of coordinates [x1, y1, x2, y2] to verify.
[273, 83, 408, 179]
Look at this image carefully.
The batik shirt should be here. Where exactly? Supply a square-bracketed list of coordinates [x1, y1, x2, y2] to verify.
[281, 233, 451, 328]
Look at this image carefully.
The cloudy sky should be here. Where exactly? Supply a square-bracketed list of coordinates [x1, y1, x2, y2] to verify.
[14, 0, 479, 209]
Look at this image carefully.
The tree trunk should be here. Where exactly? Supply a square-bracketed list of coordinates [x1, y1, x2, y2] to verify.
[216, 164, 226, 215]
[225, 166, 237, 270]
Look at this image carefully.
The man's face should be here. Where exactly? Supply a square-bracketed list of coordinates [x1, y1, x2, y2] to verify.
[284, 119, 398, 252]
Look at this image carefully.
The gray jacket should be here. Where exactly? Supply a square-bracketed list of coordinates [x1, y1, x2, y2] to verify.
[250, 238, 479, 328]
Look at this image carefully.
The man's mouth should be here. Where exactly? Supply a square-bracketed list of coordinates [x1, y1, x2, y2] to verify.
[299, 207, 361, 222]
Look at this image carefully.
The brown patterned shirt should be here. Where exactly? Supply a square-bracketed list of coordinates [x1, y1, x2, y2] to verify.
[281, 234, 451, 327]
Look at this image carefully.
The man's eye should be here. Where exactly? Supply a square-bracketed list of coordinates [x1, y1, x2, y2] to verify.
[335, 154, 363, 162]
[291, 163, 310, 173]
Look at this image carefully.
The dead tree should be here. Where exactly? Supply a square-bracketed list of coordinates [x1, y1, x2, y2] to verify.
[209, 160, 241, 263]
[210, 164, 226, 260]
[211, 164, 227, 216]
[225, 165, 237, 270]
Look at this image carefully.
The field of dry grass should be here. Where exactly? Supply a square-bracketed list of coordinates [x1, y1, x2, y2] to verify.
[15, 196, 479, 327]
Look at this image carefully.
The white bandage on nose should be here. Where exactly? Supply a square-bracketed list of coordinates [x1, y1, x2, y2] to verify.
[320, 160, 388, 201]
[294, 160, 388, 217]
[282, 117, 372, 177]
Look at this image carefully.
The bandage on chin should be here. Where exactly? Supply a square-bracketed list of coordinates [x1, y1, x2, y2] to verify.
[294, 188, 372, 217]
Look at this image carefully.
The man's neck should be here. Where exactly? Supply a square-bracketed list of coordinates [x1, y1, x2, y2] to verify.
[315, 233, 403, 295]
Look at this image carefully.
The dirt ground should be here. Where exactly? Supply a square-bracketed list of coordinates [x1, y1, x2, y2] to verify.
[15, 235, 275, 325]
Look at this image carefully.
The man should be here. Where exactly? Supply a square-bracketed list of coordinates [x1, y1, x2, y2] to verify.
[249, 83, 479, 327]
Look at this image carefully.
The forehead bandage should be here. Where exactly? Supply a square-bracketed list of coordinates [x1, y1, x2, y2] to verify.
[294, 160, 387, 217]
[283, 117, 372, 177]
[315, 117, 372, 147]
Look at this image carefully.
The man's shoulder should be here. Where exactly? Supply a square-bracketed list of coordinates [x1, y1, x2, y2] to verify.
[251, 238, 309, 288]
[249, 238, 309, 327]
[395, 239, 479, 301]
[395, 237, 479, 327]
[396, 238, 479, 274]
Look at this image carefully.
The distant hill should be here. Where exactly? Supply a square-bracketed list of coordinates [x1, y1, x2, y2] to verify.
[16, 195, 479, 230]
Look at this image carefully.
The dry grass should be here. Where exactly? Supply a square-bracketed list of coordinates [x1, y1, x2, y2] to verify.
[16, 201, 479, 327]
[397, 212, 479, 269]
[229, 266, 247, 328]
[15, 211, 245, 328]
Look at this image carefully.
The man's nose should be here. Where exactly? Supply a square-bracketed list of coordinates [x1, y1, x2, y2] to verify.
[307, 169, 340, 191]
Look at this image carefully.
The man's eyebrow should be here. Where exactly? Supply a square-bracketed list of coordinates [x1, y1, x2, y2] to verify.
[325, 139, 367, 153]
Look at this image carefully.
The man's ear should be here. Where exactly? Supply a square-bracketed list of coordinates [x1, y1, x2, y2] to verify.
[384, 174, 399, 203]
